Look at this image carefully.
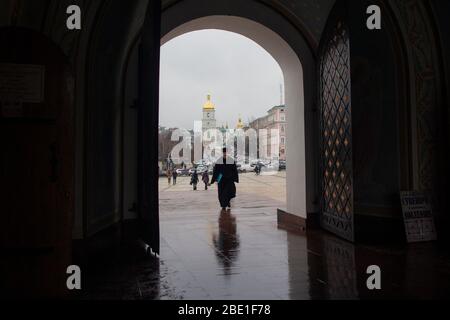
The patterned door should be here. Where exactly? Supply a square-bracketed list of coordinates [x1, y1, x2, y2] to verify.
[319, 15, 354, 242]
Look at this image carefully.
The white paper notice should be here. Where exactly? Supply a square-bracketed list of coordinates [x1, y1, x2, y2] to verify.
[400, 191, 437, 243]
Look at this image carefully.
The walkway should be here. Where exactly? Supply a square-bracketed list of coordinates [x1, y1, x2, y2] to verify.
[82, 173, 450, 300]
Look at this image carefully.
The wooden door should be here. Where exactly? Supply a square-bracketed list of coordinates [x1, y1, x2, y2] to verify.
[0, 27, 74, 297]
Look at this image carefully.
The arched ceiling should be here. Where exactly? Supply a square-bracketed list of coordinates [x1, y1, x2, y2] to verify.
[162, 0, 337, 47]
[269, 0, 336, 40]
[0, 0, 337, 57]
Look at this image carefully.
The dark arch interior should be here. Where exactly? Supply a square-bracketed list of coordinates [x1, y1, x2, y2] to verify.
[0, 0, 449, 299]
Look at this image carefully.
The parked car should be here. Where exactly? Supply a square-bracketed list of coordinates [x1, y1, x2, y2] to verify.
[251, 161, 267, 168]
[199, 165, 209, 172]
[239, 164, 253, 173]
[265, 162, 278, 171]
[279, 160, 286, 171]
[176, 168, 190, 176]
[190, 165, 208, 175]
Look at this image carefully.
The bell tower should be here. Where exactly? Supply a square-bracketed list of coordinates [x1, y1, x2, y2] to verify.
[202, 94, 216, 132]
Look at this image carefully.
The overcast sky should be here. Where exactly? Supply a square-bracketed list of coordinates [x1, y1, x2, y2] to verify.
[159, 29, 284, 130]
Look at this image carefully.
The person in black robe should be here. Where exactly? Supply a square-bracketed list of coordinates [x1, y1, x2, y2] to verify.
[210, 148, 239, 211]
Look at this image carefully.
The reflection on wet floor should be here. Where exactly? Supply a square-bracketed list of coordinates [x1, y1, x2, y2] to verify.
[212, 211, 240, 275]
[81, 175, 450, 299]
[82, 209, 450, 300]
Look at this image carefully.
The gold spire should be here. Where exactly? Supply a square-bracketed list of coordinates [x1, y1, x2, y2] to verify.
[203, 94, 215, 110]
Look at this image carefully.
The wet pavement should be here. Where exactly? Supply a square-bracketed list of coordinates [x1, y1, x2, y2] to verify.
[82, 173, 450, 300]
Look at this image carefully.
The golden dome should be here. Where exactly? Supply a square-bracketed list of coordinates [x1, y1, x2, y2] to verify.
[236, 116, 244, 129]
[203, 94, 215, 110]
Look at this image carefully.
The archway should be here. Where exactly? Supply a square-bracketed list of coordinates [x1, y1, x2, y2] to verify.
[122, 0, 442, 253]
[160, 15, 307, 225]
[132, 2, 319, 253]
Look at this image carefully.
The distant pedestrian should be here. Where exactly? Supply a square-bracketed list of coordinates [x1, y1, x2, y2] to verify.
[167, 169, 172, 185]
[202, 171, 210, 190]
[172, 170, 178, 185]
[190, 170, 199, 191]
[255, 163, 262, 176]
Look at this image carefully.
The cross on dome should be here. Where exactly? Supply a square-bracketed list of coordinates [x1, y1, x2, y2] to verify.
[203, 94, 215, 110]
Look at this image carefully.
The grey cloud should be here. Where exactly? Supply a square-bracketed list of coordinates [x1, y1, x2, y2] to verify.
[159, 29, 284, 129]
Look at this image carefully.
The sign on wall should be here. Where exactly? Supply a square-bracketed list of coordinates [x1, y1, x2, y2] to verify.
[0, 63, 45, 116]
[400, 191, 437, 243]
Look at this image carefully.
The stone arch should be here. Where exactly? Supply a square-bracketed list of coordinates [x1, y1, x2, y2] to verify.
[160, 15, 308, 223]
[388, 0, 445, 203]
[119, 1, 323, 235]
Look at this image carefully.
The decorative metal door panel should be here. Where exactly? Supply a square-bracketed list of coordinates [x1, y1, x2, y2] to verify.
[319, 19, 355, 242]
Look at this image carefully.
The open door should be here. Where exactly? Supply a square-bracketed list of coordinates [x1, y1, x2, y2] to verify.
[318, 1, 355, 242]
[138, 0, 161, 254]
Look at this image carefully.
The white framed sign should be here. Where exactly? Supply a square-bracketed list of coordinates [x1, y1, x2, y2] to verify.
[400, 191, 437, 243]
[0, 63, 45, 104]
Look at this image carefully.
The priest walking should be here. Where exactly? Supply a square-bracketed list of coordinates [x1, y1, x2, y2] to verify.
[211, 147, 239, 211]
